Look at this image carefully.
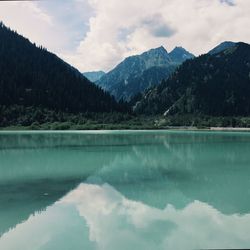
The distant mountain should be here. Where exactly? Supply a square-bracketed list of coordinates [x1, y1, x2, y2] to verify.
[134, 42, 250, 116]
[0, 22, 123, 116]
[97, 46, 194, 101]
[208, 41, 236, 55]
[169, 46, 195, 64]
[109, 65, 177, 101]
[83, 71, 105, 82]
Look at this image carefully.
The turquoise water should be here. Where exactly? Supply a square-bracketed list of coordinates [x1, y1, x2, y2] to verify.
[0, 130, 250, 249]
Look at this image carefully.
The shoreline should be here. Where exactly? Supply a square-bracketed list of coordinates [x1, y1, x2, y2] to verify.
[210, 127, 250, 131]
[1, 126, 250, 132]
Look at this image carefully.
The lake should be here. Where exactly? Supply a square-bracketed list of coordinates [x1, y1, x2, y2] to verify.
[0, 130, 250, 250]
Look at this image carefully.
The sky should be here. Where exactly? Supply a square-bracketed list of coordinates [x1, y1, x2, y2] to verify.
[0, 0, 249, 72]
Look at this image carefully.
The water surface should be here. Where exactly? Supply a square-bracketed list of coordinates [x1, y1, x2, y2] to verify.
[0, 130, 250, 250]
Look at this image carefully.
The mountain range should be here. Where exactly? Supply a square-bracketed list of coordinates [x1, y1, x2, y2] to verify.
[95, 46, 194, 101]
[134, 42, 250, 116]
[1, 21, 249, 128]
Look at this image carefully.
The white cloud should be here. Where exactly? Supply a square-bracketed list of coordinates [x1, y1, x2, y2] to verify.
[59, 183, 250, 250]
[0, 1, 92, 56]
[0, 2, 55, 47]
[1, 0, 250, 72]
[63, 0, 250, 72]
[2, 183, 250, 250]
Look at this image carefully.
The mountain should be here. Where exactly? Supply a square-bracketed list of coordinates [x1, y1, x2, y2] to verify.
[110, 65, 177, 101]
[134, 42, 250, 116]
[169, 46, 195, 64]
[0, 22, 123, 115]
[97, 46, 194, 101]
[208, 41, 236, 55]
[83, 71, 105, 82]
[98, 46, 171, 89]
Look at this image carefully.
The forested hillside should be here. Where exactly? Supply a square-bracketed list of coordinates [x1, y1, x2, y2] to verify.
[0, 22, 124, 115]
[135, 42, 250, 116]
[1, 21, 250, 129]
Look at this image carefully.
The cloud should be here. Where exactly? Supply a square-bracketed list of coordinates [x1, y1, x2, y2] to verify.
[142, 15, 176, 38]
[61, 0, 250, 72]
[2, 183, 250, 250]
[36, 0, 93, 52]
[0, 0, 92, 55]
[0, 2, 55, 47]
[221, 0, 235, 6]
[60, 183, 250, 250]
[1, 0, 250, 72]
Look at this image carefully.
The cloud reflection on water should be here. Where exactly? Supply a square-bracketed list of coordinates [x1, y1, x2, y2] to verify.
[1, 183, 250, 250]
[1, 131, 250, 249]
[60, 183, 250, 250]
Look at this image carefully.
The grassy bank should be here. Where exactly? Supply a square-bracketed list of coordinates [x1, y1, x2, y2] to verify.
[2, 105, 250, 130]
[2, 114, 250, 131]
